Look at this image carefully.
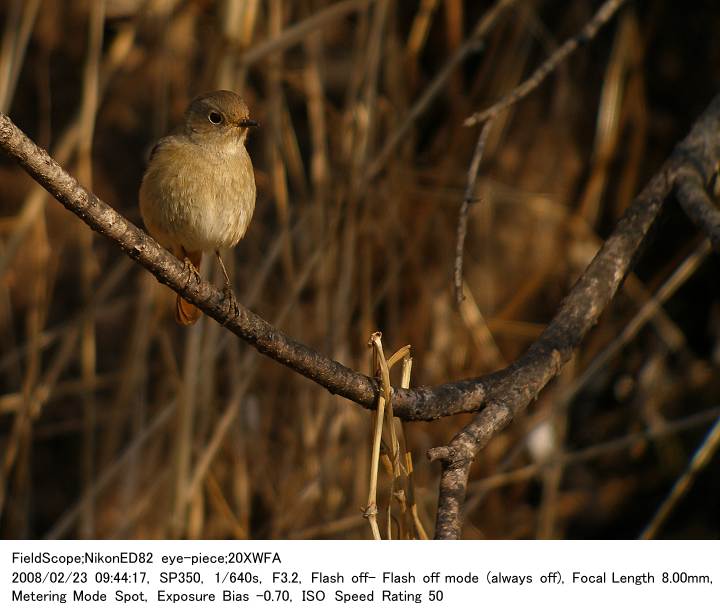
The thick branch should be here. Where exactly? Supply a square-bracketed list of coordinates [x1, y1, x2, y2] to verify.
[675, 168, 720, 251]
[0, 112, 499, 421]
[431, 92, 720, 539]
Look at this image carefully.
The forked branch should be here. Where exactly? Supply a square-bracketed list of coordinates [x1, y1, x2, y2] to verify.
[1, 91, 719, 538]
[431, 93, 720, 538]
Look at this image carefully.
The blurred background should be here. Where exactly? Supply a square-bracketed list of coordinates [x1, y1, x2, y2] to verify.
[0, 0, 719, 539]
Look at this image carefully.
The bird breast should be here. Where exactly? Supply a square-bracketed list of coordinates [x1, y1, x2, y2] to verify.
[140, 136, 256, 253]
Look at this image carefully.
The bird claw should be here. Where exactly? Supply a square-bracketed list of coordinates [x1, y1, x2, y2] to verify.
[182, 257, 202, 287]
[220, 282, 240, 324]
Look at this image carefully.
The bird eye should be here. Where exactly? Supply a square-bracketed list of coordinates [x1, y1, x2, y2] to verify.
[208, 111, 223, 125]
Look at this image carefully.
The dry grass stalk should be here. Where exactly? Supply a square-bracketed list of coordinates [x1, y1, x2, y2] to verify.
[364, 334, 426, 539]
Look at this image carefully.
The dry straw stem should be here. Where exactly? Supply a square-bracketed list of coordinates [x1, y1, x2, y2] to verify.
[0, 258, 131, 515]
[76, 0, 105, 540]
[0, 18, 138, 279]
[364, 336, 424, 540]
[45, 400, 176, 540]
[364, 332, 388, 540]
[180, 231, 330, 517]
[641, 415, 720, 539]
[0, 0, 40, 113]
[465, 406, 720, 496]
[366, 0, 518, 181]
[236, 0, 374, 68]
[2, 85, 720, 536]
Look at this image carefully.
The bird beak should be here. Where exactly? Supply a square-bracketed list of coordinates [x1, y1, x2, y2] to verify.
[237, 119, 259, 128]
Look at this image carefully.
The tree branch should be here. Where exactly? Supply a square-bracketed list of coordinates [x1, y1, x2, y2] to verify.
[0, 112, 500, 421]
[2, 89, 720, 538]
[675, 166, 720, 252]
[430, 92, 720, 539]
[0, 113, 384, 405]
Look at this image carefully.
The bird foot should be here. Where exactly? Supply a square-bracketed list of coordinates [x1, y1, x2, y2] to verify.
[220, 282, 240, 324]
[182, 256, 202, 287]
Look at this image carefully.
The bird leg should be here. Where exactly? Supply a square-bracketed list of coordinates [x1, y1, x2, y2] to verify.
[215, 249, 240, 321]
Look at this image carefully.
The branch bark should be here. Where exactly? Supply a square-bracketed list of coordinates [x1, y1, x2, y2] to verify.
[675, 165, 720, 251]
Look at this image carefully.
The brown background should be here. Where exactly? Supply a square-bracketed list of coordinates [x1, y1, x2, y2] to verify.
[0, 0, 719, 539]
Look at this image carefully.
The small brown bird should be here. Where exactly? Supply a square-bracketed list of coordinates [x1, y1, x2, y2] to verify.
[139, 90, 258, 325]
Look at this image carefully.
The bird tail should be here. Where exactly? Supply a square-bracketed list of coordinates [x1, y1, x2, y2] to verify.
[176, 249, 202, 326]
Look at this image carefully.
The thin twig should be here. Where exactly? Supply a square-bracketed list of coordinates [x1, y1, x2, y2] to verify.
[454, 119, 493, 305]
[465, 0, 629, 127]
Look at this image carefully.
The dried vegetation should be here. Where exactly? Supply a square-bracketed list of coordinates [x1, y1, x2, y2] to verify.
[0, 0, 719, 538]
